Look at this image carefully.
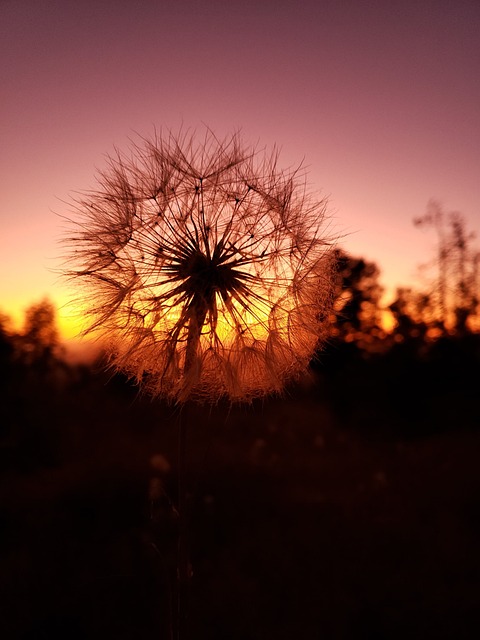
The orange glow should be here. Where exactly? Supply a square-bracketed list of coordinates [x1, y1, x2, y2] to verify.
[380, 308, 396, 334]
[1, 1, 479, 356]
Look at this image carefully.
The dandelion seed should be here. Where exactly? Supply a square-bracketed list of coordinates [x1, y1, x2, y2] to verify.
[61, 127, 337, 403]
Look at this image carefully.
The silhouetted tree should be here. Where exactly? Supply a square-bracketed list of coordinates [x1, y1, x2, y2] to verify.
[330, 248, 385, 352]
[449, 213, 479, 333]
[20, 298, 58, 357]
[414, 200, 479, 334]
[0, 312, 15, 396]
[388, 288, 431, 342]
[0, 312, 14, 361]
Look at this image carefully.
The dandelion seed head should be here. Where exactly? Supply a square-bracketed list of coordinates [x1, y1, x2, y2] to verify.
[62, 127, 338, 403]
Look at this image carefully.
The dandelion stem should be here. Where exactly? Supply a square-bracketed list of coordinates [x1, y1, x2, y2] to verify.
[184, 302, 207, 377]
[176, 406, 190, 640]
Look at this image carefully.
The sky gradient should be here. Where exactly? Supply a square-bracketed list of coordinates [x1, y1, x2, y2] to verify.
[1, 0, 479, 339]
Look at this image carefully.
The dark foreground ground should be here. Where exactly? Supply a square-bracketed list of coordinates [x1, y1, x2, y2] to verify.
[1, 364, 480, 639]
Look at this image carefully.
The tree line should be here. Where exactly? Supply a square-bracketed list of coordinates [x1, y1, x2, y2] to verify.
[1, 200, 479, 374]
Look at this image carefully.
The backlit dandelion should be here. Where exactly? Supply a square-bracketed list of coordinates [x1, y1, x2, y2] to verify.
[62, 128, 337, 403]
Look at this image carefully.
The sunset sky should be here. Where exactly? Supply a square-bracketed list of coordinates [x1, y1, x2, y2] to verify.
[1, 0, 479, 340]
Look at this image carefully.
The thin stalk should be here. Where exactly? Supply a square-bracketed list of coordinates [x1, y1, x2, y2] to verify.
[176, 409, 189, 640]
[175, 302, 206, 640]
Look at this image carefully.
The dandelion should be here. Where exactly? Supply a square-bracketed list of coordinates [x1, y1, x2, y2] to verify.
[62, 127, 337, 403]
[60, 127, 339, 639]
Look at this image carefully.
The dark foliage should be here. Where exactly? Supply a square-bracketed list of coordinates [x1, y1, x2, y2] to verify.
[1, 284, 480, 638]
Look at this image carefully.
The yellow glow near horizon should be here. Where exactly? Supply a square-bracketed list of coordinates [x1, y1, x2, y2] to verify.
[1, 296, 87, 341]
[2, 291, 399, 346]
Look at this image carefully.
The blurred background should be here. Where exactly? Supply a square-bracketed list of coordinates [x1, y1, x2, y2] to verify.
[1, 1, 480, 638]
[1, 237, 480, 639]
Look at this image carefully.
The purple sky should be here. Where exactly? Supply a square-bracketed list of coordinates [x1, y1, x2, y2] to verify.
[1, 0, 479, 336]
